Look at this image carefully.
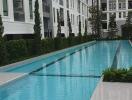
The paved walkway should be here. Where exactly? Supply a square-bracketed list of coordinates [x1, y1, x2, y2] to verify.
[91, 81, 132, 100]
[0, 73, 26, 86]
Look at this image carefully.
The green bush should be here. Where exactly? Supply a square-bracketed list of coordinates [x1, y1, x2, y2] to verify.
[25, 39, 34, 56]
[0, 35, 95, 66]
[6, 39, 28, 60]
[103, 67, 132, 82]
[41, 38, 55, 53]
[0, 38, 8, 65]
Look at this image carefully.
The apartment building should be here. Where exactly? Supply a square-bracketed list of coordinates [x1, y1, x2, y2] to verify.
[0, 0, 91, 39]
[51, 0, 91, 37]
[100, 0, 132, 36]
[0, 0, 44, 39]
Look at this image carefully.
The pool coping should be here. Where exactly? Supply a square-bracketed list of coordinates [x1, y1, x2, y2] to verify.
[0, 73, 28, 87]
[91, 77, 132, 100]
[0, 41, 96, 72]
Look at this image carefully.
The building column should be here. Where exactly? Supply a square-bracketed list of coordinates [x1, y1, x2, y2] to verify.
[126, 0, 128, 16]
[107, 0, 109, 11]
[116, 0, 119, 11]
[9, 0, 14, 22]
[0, 0, 2, 15]
[39, 0, 44, 38]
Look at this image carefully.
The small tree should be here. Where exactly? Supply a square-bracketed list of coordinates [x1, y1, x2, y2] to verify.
[126, 13, 131, 25]
[78, 18, 82, 36]
[34, 0, 42, 54]
[67, 11, 72, 37]
[84, 19, 88, 36]
[0, 15, 8, 65]
[122, 12, 132, 38]
[57, 10, 61, 37]
[108, 14, 118, 38]
[89, 5, 102, 37]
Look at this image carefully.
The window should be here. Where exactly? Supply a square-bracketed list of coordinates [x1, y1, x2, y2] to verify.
[66, 0, 69, 8]
[102, 3, 107, 11]
[3, 0, 8, 16]
[102, 13, 107, 20]
[119, 3, 121, 10]
[29, 0, 33, 19]
[122, 2, 126, 9]
[102, 22, 107, 29]
[13, 0, 25, 21]
[129, 1, 132, 9]
[123, 12, 126, 18]
[59, 0, 63, 6]
[119, 12, 121, 18]
[53, 8, 56, 23]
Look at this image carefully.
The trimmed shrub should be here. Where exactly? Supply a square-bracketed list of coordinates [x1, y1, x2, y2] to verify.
[25, 39, 34, 56]
[103, 67, 132, 83]
[6, 39, 28, 60]
[0, 38, 8, 65]
[41, 38, 55, 53]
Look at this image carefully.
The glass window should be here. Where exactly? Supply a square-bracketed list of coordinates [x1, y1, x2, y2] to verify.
[123, 12, 126, 18]
[102, 22, 107, 29]
[119, 3, 122, 10]
[13, 0, 25, 21]
[59, 0, 63, 6]
[29, 0, 33, 19]
[66, 0, 69, 8]
[119, 12, 121, 18]
[3, 0, 8, 16]
[53, 8, 56, 23]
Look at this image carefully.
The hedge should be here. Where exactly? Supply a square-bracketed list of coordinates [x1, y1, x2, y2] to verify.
[0, 35, 96, 66]
[103, 67, 132, 83]
[6, 39, 28, 61]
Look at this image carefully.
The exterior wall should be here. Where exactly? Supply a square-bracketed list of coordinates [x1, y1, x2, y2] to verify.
[0, 0, 44, 38]
[100, 0, 132, 36]
[51, 0, 90, 37]
[0, 0, 91, 38]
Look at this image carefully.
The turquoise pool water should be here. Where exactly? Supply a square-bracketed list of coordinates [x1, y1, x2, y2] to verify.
[1, 40, 130, 100]
[117, 41, 132, 68]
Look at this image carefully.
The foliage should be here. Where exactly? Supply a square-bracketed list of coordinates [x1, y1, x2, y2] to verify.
[84, 19, 88, 36]
[41, 38, 55, 53]
[0, 15, 4, 38]
[0, 15, 8, 65]
[122, 12, 132, 39]
[89, 5, 102, 37]
[78, 18, 82, 37]
[0, 35, 95, 66]
[33, 0, 42, 54]
[108, 14, 118, 39]
[6, 39, 28, 60]
[57, 10, 61, 37]
[67, 11, 72, 37]
[103, 67, 132, 82]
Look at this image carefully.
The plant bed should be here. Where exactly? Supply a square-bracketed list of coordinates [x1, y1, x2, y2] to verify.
[103, 67, 132, 83]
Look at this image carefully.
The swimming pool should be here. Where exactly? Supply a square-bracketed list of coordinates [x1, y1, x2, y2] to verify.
[1, 40, 131, 100]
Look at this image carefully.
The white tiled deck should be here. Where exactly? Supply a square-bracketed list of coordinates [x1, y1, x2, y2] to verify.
[91, 80, 132, 100]
[0, 73, 27, 86]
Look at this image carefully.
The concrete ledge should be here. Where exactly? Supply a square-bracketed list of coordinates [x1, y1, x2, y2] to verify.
[0, 73, 27, 86]
[91, 79, 132, 100]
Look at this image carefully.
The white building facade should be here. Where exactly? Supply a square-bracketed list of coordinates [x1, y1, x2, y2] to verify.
[0, 0, 91, 39]
[100, 0, 132, 36]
